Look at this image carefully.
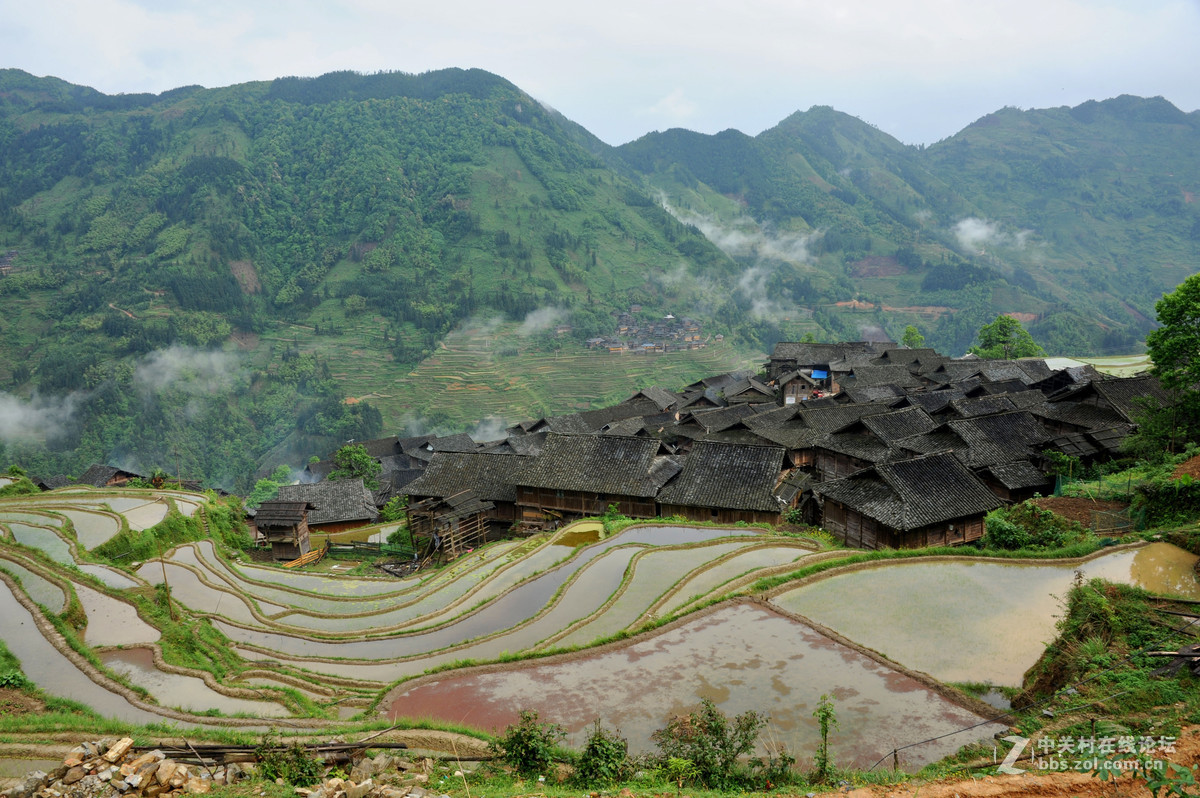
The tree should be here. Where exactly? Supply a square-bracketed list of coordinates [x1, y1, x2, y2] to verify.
[328, 443, 381, 490]
[1146, 273, 1200, 393]
[900, 324, 925, 348]
[1129, 273, 1200, 454]
[969, 314, 1045, 359]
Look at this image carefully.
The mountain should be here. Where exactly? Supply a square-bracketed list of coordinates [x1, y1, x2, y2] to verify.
[0, 68, 1196, 487]
[615, 96, 1200, 355]
[0, 68, 764, 487]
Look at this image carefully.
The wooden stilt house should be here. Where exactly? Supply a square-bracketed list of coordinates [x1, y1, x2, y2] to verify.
[253, 500, 312, 561]
[407, 490, 494, 560]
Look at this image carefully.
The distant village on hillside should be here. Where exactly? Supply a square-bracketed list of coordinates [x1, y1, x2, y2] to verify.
[48, 340, 1169, 561]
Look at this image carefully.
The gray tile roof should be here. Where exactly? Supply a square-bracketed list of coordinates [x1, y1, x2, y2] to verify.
[980, 460, 1052, 491]
[815, 452, 1002, 531]
[657, 440, 786, 512]
[254, 501, 310, 527]
[861, 407, 938, 443]
[945, 412, 1051, 467]
[276, 479, 379, 526]
[513, 434, 667, 497]
[402, 452, 531, 503]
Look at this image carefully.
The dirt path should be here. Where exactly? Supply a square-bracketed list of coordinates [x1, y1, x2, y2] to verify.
[108, 303, 136, 319]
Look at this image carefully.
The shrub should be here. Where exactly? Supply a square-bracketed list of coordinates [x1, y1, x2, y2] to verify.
[651, 698, 766, 789]
[491, 710, 567, 777]
[255, 732, 323, 786]
[571, 721, 632, 787]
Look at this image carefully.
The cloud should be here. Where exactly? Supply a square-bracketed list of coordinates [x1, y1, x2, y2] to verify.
[0, 392, 81, 444]
[953, 217, 1033, 252]
[517, 306, 568, 337]
[133, 345, 246, 396]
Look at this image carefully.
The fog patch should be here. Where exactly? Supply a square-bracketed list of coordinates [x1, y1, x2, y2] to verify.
[517, 307, 568, 337]
[953, 217, 1033, 252]
[469, 416, 510, 443]
[0, 392, 80, 444]
[133, 346, 246, 397]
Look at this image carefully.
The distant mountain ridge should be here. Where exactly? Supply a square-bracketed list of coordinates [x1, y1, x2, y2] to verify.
[0, 67, 1195, 486]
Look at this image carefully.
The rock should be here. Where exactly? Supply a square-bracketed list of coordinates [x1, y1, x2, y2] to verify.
[7, 771, 46, 798]
[346, 779, 373, 798]
[183, 777, 211, 794]
[60, 768, 86, 786]
[97, 768, 116, 783]
[144, 783, 167, 797]
[103, 739, 135, 764]
[411, 775, 428, 785]
[128, 752, 165, 772]
[125, 773, 143, 789]
[109, 778, 130, 793]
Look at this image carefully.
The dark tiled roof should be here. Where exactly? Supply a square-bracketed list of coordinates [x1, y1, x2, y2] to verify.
[946, 395, 1018, 418]
[1092, 375, 1173, 423]
[689, 403, 766, 433]
[254, 501, 309, 527]
[1031, 401, 1126, 431]
[862, 407, 937, 443]
[817, 433, 898, 464]
[945, 412, 1051, 467]
[505, 431, 548, 456]
[770, 342, 872, 365]
[816, 452, 1002, 531]
[624, 386, 681, 411]
[847, 365, 926, 388]
[980, 460, 1052, 491]
[429, 433, 479, 453]
[402, 452, 530, 503]
[798, 403, 892, 433]
[843, 385, 907, 404]
[657, 440, 785, 513]
[1088, 424, 1135, 452]
[1050, 433, 1101, 459]
[513, 434, 666, 497]
[35, 475, 76, 490]
[900, 389, 966, 414]
[347, 436, 402, 458]
[78, 464, 143, 487]
[276, 479, 379, 525]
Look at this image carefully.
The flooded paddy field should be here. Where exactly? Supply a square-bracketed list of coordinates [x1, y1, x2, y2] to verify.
[386, 602, 1004, 769]
[98, 647, 291, 717]
[771, 542, 1200, 685]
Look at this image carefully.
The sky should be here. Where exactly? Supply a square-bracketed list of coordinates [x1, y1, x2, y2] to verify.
[2, 0, 1198, 146]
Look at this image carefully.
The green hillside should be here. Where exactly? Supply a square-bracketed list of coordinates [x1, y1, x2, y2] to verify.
[1, 68, 1197, 488]
[616, 97, 1200, 355]
[0, 68, 758, 486]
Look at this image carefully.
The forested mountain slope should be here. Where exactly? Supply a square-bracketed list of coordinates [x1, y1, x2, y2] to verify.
[617, 96, 1200, 355]
[0, 67, 1196, 488]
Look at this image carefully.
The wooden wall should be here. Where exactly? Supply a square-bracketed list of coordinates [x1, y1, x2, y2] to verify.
[516, 486, 657, 520]
[659, 504, 780, 526]
[822, 500, 985, 550]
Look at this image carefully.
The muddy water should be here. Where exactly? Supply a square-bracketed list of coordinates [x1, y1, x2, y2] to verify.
[74, 582, 160, 646]
[551, 522, 604, 548]
[0, 559, 67, 612]
[772, 543, 1200, 686]
[387, 603, 1004, 769]
[99, 648, 291, 717]
[0, 759, 62, 778]
[0, 583, 164, 724]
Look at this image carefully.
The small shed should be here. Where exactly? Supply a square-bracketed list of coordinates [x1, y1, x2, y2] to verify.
[407, 490, 494, 560]
[253, 500, 312, 561]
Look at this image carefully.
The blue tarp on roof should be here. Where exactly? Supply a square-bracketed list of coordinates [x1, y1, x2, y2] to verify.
[812, 369, 828, 379]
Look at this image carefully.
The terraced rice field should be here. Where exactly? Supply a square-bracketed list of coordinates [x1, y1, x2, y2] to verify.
[12, 485, 1193, 765]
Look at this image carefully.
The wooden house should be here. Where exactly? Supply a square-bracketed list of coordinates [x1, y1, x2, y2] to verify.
[276, 479, 379, 533]
[77, 464, 144, 488]
[813, 452, 1002, 549]
[253, 500, 312, 561]
[513, 434, 680, 525]
[407, 490, 494, 560]
[657, 440, 786, 524]
[402, 451, 530, 532]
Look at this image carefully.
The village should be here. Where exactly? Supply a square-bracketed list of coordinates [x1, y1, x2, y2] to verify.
[214, 338, 1164, 561]
[2, 337, 1199, 798]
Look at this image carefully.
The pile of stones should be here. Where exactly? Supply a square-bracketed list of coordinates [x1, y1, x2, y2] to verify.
[3, 741, 459, 798]
[2, 738, 245, 798]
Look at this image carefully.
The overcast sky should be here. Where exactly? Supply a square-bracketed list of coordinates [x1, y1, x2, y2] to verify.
[2, 0, 1197, 146]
